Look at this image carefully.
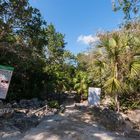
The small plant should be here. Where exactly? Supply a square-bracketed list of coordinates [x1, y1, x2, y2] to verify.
[48, 100, 59, 108]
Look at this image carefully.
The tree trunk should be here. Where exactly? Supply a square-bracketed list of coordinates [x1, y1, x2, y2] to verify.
[114, 62, 120, 112]
[100, 68, 102, 88]
[115, 94, 120, 112]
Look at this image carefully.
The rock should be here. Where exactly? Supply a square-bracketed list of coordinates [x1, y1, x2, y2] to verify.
[5, 103, 12, 108]
[0, 100, 3, 109]
[121, 119, 134, 136]
[14, 109, 29, 114]
[125, 129, 140, 138]
[19, 98, 42, 109]
[2, 131, 21, 139]
[101, 96, 112, 107]
[31, 98, 42, 108]
[100, 108, 125, 131]
[0, 98, 61, 138]
[59, 105, 66, 113]
[0, 108, 14, 119]
[63, 94, 76, 106]
[19, 99, 29, 108]
[12, 102, 19, 108]
[89, 107, 127, 131]
[13, 115, 39, 131]
[42, 100, 48, 106]
[127, 110, 140, 124]
[53, 108, 58, 114]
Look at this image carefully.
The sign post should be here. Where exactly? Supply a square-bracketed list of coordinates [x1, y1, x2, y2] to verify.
[0, 65, 14, 99]
[88, 87, 101, 106]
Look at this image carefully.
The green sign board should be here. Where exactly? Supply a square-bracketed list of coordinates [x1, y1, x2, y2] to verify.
[0, 65, 14, 99]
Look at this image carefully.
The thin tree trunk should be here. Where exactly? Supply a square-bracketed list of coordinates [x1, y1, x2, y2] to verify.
[100, 67, 102, 88]
[115, 62, 120, 112]
[115, 93, 120, 112]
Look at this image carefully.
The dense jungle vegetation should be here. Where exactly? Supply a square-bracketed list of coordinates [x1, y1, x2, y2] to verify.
[0, 0, 139, 111]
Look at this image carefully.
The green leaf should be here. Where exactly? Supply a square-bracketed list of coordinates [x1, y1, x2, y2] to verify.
[130, 61, 140, 76]
[104, 77, 122, 94]
[109, 38, 116, 47]
[134, 37, 140, 45]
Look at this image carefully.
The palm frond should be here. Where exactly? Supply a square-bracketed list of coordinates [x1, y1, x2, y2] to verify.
[130, 61, 140, 76]
[109, 38, 117, 47]
[103, 77, 123, 94]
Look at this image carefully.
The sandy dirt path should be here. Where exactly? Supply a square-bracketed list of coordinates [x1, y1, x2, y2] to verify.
[2, 105, 138, 140]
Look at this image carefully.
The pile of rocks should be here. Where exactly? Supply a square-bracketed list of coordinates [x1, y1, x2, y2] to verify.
[126, 110, 140, 129]
[74, 105, 125, 131]
[92, 107, 139, 135]
[75, 104, 140, 138]
[123, 109, 140, 138]
[100, 108, 125, 131]
[0, 98, 58, 138]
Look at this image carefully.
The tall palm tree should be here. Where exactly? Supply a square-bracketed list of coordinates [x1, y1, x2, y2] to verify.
[95, 31, 140, 112]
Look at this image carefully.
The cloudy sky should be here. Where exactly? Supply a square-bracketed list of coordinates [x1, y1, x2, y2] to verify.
[29, 0, 123, 54]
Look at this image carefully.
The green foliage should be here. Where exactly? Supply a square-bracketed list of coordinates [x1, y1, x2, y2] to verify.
[0, 0, 47, 100]
[130, 61, 140, 76]
[76, 22, 140, 110]
[48, 100, 60, 108]
[109, 38, 117, 47]
[73, 71, 92, 97]
[104, 77, 122, 94]
[112, 0, 140, 19]
[44, 25, 76, 94]
[1, 0, 139, 113]
[120, 92, 140, 110]
[0, 0, 76, 100]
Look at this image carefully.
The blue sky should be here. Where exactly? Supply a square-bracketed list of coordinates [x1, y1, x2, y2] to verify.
[29, 0, 124, 54]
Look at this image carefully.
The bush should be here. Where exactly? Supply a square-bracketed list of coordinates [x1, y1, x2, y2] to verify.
[48, 100, 60, 108]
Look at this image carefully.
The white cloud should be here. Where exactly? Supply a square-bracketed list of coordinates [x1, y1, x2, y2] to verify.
[77, 35, 100, 46]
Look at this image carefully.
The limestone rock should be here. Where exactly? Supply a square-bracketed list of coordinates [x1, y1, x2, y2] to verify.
[0, 100, 3, 109]
[0, 108, 14, 118]
[13, 115, 39, 131]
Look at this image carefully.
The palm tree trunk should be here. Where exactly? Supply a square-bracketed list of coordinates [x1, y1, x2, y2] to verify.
[100, 68, 102, 87]
[115, 93, 120, 112]
[115, 62, 120, 112]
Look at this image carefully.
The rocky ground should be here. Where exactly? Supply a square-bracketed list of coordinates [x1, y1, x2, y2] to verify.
[0, 98, 58, 139]
[0, 99, 140, 140]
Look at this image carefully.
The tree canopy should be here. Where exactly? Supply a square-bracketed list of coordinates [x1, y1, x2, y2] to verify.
[0, 0, 75, 100]
[112, 0, 140, 19]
